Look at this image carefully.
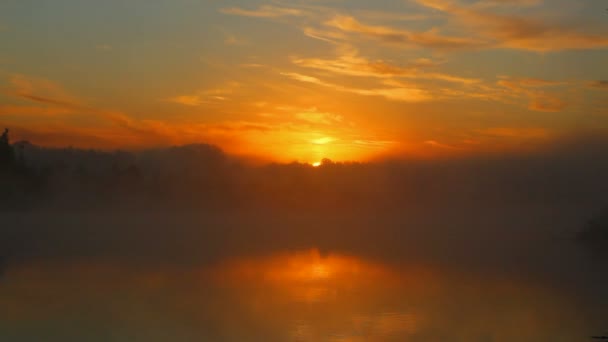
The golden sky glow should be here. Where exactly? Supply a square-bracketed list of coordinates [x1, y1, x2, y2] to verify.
[1, 0, 607, 162]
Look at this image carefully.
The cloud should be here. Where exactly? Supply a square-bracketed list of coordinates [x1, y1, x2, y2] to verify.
[353, 87, 431, 102]
[281, 72, 330, 87]
[278, 106, 344, 126]
[291, 46, 441, 78]
[0, 105, 74, 117]
[421, 73, 481, 84]
[6, 74, 83, 109]
[302, 26, 348, 44]
[311, 136, 335, 145]
[224, 34, 248, 46]
[475, 127, 549, 139]
[497, 77, 569, 112]
[220, 5, 304, 18]
[217, 0, 607, 54]
[497, 77, 564, 91]
[473, 0, 543, 7]
[528, 94, 567, 112]
[469, 13, 608, 52]
[292, 55, 413, 78]
[588, 80, 608, 90]
[291, 46, 480, 90]
[424, 140, 461, 149]
[281, 72, 431, 102]
[1, 75, 203, 147]
[415, 0, 608, 52]
[350, 10, 432, 22]
[325, 15, 488, 50]
[167, 82, 239, 107]
[0, 75, 388, 158]
[239, 63, 266, 68]
[167, 95, 207, 107]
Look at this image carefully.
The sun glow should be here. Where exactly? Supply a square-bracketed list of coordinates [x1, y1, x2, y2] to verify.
[312, 162, 322, 167]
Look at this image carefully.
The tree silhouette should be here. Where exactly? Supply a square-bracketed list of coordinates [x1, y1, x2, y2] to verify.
[0, 128, 15, 171]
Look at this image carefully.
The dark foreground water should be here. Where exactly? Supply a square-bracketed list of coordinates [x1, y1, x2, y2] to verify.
[0, 209, 606, 341]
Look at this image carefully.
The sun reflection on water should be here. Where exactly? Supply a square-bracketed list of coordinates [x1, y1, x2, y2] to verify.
[213, 249, 428, 340]
[0, 249, 592, 341]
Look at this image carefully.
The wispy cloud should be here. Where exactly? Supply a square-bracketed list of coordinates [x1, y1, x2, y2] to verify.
[527, 94, 567, 112]
[1, 74, 393, 159]
[281, 72, 431, 102]
[497, 76, 569, 112]
[472, 0, 543, 8]
[588, 80, 608, 90]
[167, 95, 208, 107]
[291, 45, 435, 78]
[220, 5, 304, 18]
[302, 26, 348, 44]
[224, 34, 248, 46]
[291, 45, 481, 85]
[0, 105, 73, 117]
[415, 0, 608, 52]
[325, 15, 488, 50]
[291, 46, 479, 84]
[221, 1, 608, 54]
[476, 127, 549, 139]
[424, 140, 462, 150]
[166, 82, 240, 107]
[6, 74, 84, 109]
[276, 106, 345, 126]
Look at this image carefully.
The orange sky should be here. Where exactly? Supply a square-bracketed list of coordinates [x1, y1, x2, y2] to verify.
[1, 0, 607, 163]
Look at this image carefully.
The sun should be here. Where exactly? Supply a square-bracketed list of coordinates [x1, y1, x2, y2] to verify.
[312, 162, 322, 167]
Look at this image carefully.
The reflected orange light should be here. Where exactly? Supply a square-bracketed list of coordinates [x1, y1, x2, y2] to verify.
[216, 249, 365, 283]
[210, 249, 433, 332]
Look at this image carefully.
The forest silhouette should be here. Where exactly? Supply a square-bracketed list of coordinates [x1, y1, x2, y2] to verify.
[2, 127, 608, 217]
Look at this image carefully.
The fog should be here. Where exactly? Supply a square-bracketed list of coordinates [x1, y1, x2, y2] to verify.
[2, 135, 608, 266]
[1, 134, 608, 341]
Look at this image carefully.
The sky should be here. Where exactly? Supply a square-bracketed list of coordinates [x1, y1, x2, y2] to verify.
[1, 0, 607, 163]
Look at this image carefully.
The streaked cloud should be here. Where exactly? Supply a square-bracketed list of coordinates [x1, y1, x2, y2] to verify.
[167, 82, 240, 107]
[291, 46, 441, 78]
[527, 94, 567, 112]
[281, 72, 431, 102]
[224, 34, 248, 46]
[291, 46, 479, 88]
[302, 26, 348, 44]
[167, 95, 207, 107]
[220, 5, 304, 18]
[325, 15, 487, 50]
[0, 105, 73, 117]
[476, 127, 549, 139]
[588, 80, 608, 90]
[424, 140, 462, 150]
[6, 74, 83, 109]
[497, 76, 569, 112]
[415, 0, 608, 52]
[497, 77, 564, 88]
[286, 107, 345, 126]
[473, 0, 543, 8]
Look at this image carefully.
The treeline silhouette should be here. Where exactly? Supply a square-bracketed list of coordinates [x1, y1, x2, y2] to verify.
[2, 127, 608, 220]
[1, 128, 238, 210]
[0, 129, 47, 209]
